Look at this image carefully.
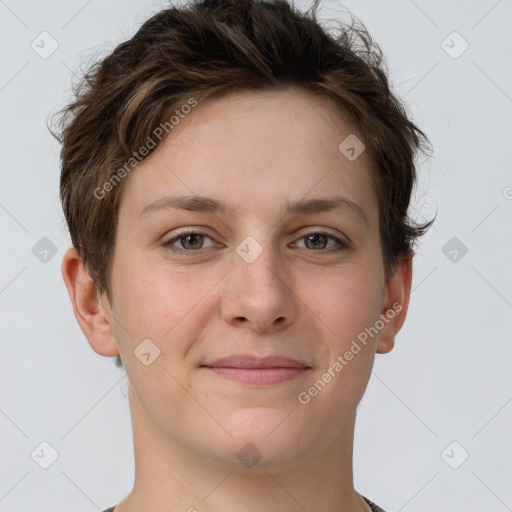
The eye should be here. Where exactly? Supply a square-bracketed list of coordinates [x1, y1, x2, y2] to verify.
[293, 231, 348, 251]
[163, 231, 216, 253]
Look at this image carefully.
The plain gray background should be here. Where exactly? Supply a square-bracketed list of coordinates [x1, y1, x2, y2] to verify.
[0, 0, 511, 510]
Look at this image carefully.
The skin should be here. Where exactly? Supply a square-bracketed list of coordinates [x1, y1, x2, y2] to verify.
[62, 87, 412, 512]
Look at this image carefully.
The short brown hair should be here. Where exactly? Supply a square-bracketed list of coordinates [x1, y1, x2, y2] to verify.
[53, 0, 435, 367]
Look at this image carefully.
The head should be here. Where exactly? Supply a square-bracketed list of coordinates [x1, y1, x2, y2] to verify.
[55, 0, 434, 470]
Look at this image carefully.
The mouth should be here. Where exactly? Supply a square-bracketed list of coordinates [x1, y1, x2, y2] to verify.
[200, 355, 312, 385]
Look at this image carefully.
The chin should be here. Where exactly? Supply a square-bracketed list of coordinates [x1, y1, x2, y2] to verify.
[206, 409, 313, 471]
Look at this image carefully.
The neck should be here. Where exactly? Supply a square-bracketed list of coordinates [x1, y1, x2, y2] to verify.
[115, 390, 371, 512]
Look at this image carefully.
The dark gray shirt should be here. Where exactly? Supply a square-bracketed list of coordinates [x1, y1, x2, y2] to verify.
[102, 495, 387, 511]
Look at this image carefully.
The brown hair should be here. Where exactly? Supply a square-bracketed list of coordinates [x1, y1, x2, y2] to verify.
[53, 0, 435, 368]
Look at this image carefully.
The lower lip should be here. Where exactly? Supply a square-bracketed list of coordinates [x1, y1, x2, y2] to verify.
[204, 367, 310, 385]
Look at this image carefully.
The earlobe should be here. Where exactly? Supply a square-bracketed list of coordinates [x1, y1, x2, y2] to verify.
[61, 247, 119, 357]
[376, 254, 413, 354]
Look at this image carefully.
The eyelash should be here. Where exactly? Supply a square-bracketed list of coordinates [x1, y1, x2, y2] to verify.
[162, 229, 349, 255]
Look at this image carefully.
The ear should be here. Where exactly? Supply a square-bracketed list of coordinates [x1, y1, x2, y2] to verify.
[376, 254, 413, 354]
[61, 247, 119, 357]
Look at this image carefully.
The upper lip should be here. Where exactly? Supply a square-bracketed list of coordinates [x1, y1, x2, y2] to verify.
[202, 355, 310, 369]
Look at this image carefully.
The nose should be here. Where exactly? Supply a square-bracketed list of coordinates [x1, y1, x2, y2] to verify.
[220, 238, 297, 333]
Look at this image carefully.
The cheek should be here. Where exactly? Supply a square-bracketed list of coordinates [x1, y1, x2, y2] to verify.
[296, 272, 380, 426]
[309, 266, 383, 340]
[108, 255, 168, 357]
[111, 259, 217, 358]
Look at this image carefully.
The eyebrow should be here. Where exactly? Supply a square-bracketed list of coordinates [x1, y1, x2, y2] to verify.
[137, 194, 369, 227]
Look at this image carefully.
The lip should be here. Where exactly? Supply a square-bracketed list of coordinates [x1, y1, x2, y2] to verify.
[200, 355, 311, 385]
[203, 355, 310, 369]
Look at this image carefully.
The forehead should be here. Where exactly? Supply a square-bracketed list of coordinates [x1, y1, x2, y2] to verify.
[119, 87, 378, 226]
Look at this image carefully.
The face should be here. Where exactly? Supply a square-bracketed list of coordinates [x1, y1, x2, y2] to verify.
[104, 88, 402, 470]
